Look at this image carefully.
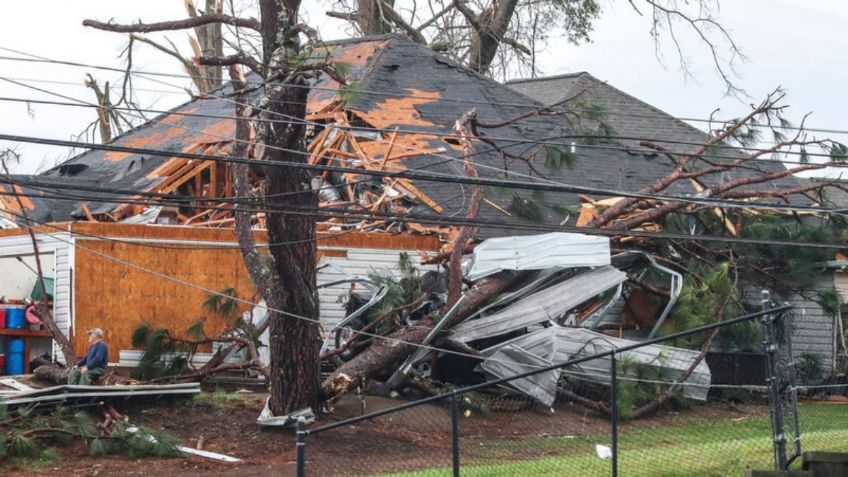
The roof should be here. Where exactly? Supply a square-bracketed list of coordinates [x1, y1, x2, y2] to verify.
[507, 72, 712, 153]
[507, 71, 808, 206]
[0, 36, 810, 236]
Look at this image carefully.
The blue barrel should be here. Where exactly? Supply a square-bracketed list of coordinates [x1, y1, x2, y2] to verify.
[6, 307, 25, 329]
[5, 338, 24, 375]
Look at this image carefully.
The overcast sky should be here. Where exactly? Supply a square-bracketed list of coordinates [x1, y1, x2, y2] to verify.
[1, 1, 846, 174]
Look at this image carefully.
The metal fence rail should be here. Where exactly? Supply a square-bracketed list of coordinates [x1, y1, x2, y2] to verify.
[292, 301, 848, 476]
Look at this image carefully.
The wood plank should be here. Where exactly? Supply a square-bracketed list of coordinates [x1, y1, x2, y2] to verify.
[210, 161, 218, 198]
[382, 147, 447, 162]
[81, 203, 97, 222]
[159, 162, 215, 195]
[380, 128, 399, 170]
[307, 126, 332, 153]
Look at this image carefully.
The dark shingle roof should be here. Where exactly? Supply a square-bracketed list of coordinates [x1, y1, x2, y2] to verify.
[0, 37, 811, 234]
[507, 72, 713, 154]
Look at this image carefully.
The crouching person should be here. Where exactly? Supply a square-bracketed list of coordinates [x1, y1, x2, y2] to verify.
[68, 328, 108, 385]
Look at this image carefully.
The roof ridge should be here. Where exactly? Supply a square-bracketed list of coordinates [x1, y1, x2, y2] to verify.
[506, 72, 593, 85]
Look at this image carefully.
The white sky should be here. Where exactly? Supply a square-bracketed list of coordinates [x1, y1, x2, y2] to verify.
[1, 1, 846, 174]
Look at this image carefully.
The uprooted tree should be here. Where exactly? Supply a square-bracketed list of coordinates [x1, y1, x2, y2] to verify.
[84, 0, 331, 415]
[320, 88, 848, 412]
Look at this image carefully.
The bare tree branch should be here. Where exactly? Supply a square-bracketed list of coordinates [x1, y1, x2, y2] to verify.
[83, 14, 260, 33]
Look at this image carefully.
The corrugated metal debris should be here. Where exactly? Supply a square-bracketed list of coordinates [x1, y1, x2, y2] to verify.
[479, 327, 711, 407]
[465, 232, 611, 280]
[450, 266, 627, 343]
[322, 232, 706, 409]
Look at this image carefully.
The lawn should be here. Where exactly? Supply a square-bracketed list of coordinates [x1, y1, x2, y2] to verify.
[385, 403, 848, 477]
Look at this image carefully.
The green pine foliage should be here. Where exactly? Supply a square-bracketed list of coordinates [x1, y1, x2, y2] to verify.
[614, 353, 685, 420]
[362, 252, 424, 333]
[656, 210, 843, 351]
[818, 289, 841, 316]
[543, 145, 576, 171]
[0, 405, 181, 462]
[132, 287, 247, 380]
[509, 194, 545, 223]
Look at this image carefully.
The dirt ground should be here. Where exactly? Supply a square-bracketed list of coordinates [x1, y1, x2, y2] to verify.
[0, 390, 768, 477]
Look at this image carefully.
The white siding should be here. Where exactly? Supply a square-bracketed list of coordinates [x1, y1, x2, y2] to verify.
[316, 247, 439, 331]
[0, 232, 73, 363]
[778, 273, 837, 372]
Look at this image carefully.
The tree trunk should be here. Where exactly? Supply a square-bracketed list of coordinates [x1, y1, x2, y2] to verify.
[188, 0, 223, 90]
[357, 0, 396, 35]
[468, 0, 519, 74]
[34, 364, 69, 385]
[256, 0, 321, 416]
[321, 272, 520, 400]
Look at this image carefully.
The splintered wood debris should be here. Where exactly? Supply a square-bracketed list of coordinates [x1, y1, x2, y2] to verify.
[58, 106, 454, 237]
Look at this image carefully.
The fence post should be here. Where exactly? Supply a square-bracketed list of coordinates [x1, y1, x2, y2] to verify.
[779, 308, 803, 459]
[451, 392, 461, 477]
[610, 352, 618, 477]
[761, 290, 788, 470]
[296, 416, 308, 477]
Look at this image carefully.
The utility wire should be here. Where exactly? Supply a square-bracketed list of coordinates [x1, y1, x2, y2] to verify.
[0, 204, 555, 370]
[0, 92, 844, 165]
[0, 176, 468, 251]
[4, 68, 846, 204]
[1, 48, 846, 137]
[1, 177, 845, 250]
[3, 132, 847, 216]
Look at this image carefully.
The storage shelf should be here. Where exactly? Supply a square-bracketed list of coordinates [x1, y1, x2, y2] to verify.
[0, 329, 51, 337]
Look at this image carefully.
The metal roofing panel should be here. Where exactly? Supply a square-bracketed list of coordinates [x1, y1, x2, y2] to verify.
[450, 266, 627, 343]
[466, 232, 611, 280]
[480, 343, 559, 407]
[550, 328, 711, 401]
[478, 326, 711, 404]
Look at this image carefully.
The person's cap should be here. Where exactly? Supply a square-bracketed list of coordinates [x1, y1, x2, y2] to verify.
[87, 328, 104, 338]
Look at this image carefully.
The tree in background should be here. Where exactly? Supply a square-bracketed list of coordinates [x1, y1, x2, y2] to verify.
[327, 0, 742, 89]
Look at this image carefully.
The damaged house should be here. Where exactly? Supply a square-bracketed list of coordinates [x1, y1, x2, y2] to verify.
[0, 34, 842, 400]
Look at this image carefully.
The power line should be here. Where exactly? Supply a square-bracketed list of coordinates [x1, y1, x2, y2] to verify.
[4, 64, 846, 202]
[0, 92, 844, 165]
[3, 68, 847, 219]
[0, 204, 556, 369]
[2, 74, 845, 210]
[3, 132, 846, 216]
[2, 175, 845, 250]
[2, 49, 846, 137]
[0, 176, 469, 251]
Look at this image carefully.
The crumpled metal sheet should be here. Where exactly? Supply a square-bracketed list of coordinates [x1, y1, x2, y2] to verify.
[465, 232, 611, 281]
[478, 327, 711, 406]
[450, 266, 627, 343]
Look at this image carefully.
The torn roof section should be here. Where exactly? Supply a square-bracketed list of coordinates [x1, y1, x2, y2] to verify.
[0, 34, 807, 234]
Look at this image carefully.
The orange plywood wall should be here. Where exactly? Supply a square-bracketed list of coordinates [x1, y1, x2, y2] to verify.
[68, 224, 441, 362]
[72, 240, 257, 362]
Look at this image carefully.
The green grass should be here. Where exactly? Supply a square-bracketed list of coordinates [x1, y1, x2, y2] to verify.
[382, 403, 848, 477]
[189, 390, 246, 412]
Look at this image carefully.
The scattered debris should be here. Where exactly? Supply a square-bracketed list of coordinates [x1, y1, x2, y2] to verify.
[256, 401, 316, 428]
[465, 232, 611, 281]
[1, 383, 200, 408]
[317, 232, 705, 414]
[126, 425, 242, 462]
[0, 377, 35, 392]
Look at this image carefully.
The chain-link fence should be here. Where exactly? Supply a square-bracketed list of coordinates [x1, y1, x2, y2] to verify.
[294, 302, 848, 476]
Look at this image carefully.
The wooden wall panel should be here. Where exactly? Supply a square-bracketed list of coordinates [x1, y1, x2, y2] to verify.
[73, 240, 256, 362]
